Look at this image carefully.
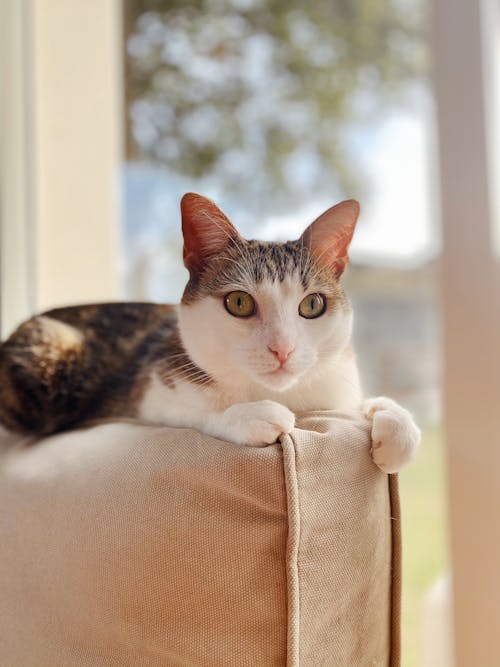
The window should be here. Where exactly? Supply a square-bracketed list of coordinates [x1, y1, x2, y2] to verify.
[2, 2, 499, 664]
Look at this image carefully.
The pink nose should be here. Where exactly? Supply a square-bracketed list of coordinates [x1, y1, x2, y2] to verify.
[268, 344, 294, 365]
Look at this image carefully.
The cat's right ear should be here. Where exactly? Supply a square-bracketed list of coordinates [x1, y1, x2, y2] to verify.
[299, 199, 360, 278]
[181, 193, 241, 274]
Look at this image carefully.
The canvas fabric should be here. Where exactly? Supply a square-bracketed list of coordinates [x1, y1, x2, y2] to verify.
[0, 412, 400, 666]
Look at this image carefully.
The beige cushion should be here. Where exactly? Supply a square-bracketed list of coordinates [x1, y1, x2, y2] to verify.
[0, 412, 400, 667]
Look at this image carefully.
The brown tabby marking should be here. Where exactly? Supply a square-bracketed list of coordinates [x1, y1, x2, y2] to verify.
[0, 303, 208, 435]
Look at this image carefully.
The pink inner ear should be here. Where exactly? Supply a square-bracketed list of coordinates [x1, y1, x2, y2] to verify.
[181, 193, 240, 274]
[300, 199, 360, 277]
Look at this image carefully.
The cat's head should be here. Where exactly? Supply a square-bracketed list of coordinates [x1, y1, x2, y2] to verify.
[178, 193, 359, 392]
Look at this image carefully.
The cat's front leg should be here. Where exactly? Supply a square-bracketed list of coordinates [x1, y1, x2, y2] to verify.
[363, 396, 421, 473]
[205, 400, 295, 448]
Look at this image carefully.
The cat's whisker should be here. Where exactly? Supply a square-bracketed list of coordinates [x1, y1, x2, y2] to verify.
[170, 359, 199, 369]
[176, 371, 211, 383]
[164, 358, 195, 367]
[168, 366, 201, 377]
[177, 372, 209, 382]
[299, 236, 307, 282]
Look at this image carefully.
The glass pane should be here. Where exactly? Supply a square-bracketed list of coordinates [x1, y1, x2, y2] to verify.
[122, 2, 448, 664]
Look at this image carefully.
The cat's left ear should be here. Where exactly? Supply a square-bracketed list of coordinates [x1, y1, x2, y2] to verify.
[181, 193, 241, 274]
[299, 199, 360, 278]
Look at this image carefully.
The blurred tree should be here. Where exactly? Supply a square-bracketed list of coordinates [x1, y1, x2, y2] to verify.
[124, 0, 427, 211]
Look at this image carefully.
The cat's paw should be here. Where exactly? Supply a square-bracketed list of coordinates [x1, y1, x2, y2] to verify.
[218, 400, 295, 448]
[363, 396, 421, 473]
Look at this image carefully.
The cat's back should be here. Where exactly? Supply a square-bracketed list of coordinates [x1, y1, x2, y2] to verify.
[0, 302, 178, 434]
[3, 300, 175, 353]
[41, 301, 176, 343]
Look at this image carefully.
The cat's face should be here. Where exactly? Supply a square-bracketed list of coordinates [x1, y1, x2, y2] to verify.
[178, 194, 359, 392]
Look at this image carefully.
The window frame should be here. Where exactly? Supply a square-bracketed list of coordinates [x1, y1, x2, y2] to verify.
[433, 0, 500, 664]
[0, 0, 122, 337]
[0, 0, 35, 337]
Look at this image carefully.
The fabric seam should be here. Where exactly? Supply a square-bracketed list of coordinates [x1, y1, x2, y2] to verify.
[389, 473, 402, 667]
[280, 434, 301, 667]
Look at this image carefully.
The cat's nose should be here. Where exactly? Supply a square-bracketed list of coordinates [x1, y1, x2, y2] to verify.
[268, 343, 294, 365]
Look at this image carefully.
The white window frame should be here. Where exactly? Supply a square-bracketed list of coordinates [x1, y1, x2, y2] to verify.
[0, 0, 122, 337]
[0, 0, 35, 336]
[433, 0, 500, 664]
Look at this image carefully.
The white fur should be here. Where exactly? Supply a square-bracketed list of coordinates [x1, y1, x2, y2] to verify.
[178, 278, 357, 402]
[140, 374, 295, 447]
[204, 400, 295, 447]
[363, 396, 421, 473]
[139, 274, 420, 472]
[139, 372, 213, 427]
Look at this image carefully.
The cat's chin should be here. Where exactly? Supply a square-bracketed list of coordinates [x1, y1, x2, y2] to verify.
[254, 369, 300, 392]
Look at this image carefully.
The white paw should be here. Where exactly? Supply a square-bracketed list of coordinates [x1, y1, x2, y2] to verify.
[216, 400, 295, 448]
[363, 396, 421, 473]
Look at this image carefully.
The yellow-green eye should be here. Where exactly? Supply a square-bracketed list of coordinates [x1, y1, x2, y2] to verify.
[224, 291, 256, 318]
[299, 293, 326, 319]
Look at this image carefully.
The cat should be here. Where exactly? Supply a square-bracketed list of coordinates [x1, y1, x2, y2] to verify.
[0, 193, 420, 472]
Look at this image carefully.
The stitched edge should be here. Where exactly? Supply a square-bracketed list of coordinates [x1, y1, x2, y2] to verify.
[389, 473, 402, 667]
[280, 434, 300, 667]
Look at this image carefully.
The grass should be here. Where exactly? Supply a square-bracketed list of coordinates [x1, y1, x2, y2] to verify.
[399, 424, 449, 667]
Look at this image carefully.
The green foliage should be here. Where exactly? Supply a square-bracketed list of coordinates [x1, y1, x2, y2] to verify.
[124, 0, 428, 209]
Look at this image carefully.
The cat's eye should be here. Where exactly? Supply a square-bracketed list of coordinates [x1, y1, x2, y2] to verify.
[299, 293, 326, 319]
[224, 291, 256, 318]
